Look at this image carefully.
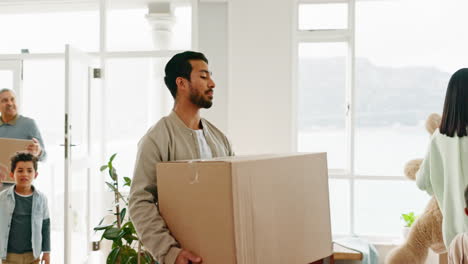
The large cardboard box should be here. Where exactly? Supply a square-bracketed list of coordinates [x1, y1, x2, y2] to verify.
[157, 153, 332, 264]
[0, 137, 31, 183]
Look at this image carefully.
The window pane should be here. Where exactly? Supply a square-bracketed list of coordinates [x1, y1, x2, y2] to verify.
[0, 9, 99, 53]
[354, 180, 431, 236]
[22, 59, 65, 262]
[106, 57, 170, 188]
[329, 179, 350, 235]
[299, 3, 347, 30]
[354, 0, 462, 176]
[0, 70, 13, 89]
[298, 42, 347, 170]
[107, 3, 191, 51]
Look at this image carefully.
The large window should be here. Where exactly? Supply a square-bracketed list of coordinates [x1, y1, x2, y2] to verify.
[0, 9, 99, 53]
[298, 42, 347, 170]
[296, 0, 466, 239]
[0, 0, 193, 262]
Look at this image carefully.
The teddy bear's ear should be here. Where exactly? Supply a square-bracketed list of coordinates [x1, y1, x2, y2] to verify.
[425, 113, 442, 135]
[404, 159, 423, 181]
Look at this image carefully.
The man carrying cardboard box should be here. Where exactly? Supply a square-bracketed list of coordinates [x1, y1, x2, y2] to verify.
[129, 51, 234, 264]
[0, 89, 47, 187]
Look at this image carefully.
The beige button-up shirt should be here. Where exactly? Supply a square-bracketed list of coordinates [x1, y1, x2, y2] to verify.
[129, 111, 234, 264]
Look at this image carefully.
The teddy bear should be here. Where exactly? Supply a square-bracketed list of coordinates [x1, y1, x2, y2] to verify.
[385, 113, 446, 264]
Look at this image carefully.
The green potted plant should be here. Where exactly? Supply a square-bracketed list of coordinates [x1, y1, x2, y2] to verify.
[401, 212, 417, 239]
[94, 154, 154, 264]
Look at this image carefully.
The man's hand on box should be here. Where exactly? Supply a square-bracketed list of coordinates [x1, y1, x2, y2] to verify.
[175, 249, 202, 264]
[26, 138, 42, 157]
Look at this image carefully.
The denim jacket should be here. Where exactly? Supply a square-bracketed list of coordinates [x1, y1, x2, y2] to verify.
[0, 185, 49, 260]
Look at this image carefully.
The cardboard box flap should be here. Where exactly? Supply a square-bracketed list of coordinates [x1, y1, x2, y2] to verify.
[162, 152, 325, 164]
[0, 137, 32, 183]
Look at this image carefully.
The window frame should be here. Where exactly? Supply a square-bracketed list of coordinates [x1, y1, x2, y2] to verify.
[294, 0, 407, 240]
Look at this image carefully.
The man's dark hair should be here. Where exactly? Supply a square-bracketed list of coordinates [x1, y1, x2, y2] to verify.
[440, 68, 468, 137]
[465, 184, 468, 208]
[164, 51, 208, 99]
[10, 152, 38, 173]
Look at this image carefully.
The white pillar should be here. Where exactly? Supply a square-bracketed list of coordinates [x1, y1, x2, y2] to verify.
[146, 2, 175, 122]
[146, 2, 175, 50]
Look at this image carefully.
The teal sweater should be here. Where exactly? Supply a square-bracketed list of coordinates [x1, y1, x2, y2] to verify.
[416, 129, 468, 247]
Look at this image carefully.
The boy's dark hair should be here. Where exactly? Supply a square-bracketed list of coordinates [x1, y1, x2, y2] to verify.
[10, 152, 38, 173]
[164, 51, 208, 99]
[440, 68, 468, 137]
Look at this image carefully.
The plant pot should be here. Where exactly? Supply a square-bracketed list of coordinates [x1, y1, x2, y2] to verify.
[402, 226, 411, 240]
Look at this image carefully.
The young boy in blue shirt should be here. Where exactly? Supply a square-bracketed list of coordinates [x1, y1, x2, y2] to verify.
[0, 152, 50, 264]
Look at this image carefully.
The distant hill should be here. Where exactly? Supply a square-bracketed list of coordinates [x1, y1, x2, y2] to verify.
[298, 57, 450, 129]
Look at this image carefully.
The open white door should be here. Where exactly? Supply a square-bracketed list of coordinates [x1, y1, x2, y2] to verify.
[64, 45, 94, 264]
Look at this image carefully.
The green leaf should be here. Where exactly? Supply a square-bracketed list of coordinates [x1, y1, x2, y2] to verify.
[106, 182, 117, 192]
[97, 217, 105, 226]
[103, 227, 120, 240]
[144, 251, 153, 263]
[106, 167, 118, 181]
[110, 167, 118, 181]
[100, 165, 109, 172]
[124, 177, 132, 187]
[123, 256, 135, 264]
[107, 247, 120, 264]
[112, 239, 123, 247]
[120, 208, 127, 221]
[122, 235, 135, 246]
[122, 221, 134, 231]
[109, 153, 117, 163]
[122, 223, 137, 245]
[401, 212, 417, 227]
[117, 228, 130, 240]
[94, 224, 114, 231]
[120, 246, 138, 264]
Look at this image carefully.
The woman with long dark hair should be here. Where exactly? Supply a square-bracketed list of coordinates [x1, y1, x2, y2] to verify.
[416, 68, 468, 249]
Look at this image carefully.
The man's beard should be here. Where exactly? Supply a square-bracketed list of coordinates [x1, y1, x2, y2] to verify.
[189, 85, 213, 109]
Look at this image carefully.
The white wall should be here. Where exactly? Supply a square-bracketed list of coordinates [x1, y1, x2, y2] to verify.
[227, 0, 295, 155]
[198, 2, 229, 134]
[198, 0, 295, 155]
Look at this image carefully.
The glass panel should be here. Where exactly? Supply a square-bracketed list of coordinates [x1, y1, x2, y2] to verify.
[329, 179, 350, 235]
[70, 168, 88, 263]
[24, 53, 92, 263]
[106, 57, 169, 188]
[0, 70, 13, 89]
[107, 2, 191, 51]
[354, 0, 465, 176]
[22, 59, 65, 262]
[299, 3, 348, 30]
[0, 9, 99, 53]
[67, 48, 92, 264]
[297, 42, 347, 170]
[69, 54, 90, 160]
[354, 180, 431, 237]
